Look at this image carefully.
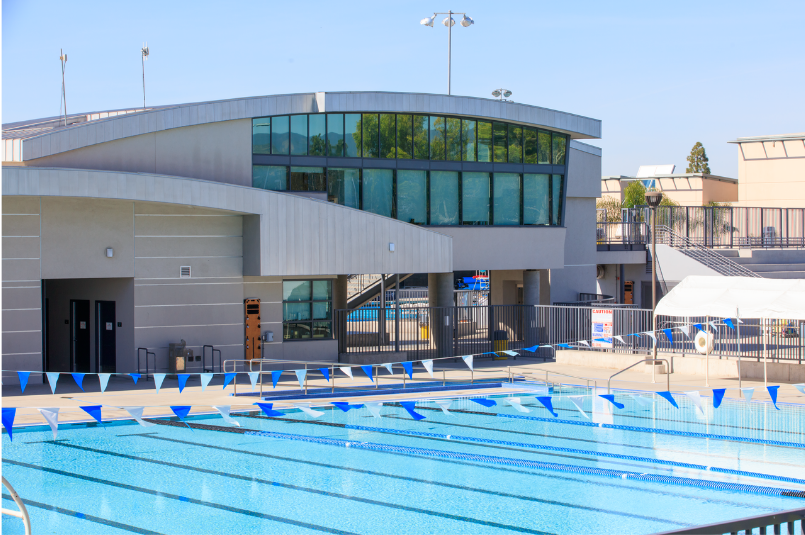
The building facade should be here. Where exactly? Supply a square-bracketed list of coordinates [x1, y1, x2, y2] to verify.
[730, 133, 805, 208]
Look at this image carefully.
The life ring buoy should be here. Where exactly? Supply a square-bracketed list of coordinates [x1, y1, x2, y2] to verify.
[695, 330, 714, 355]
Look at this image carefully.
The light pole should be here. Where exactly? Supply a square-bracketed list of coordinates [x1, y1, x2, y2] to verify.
[492, 89, 512, 101]
[645, 190, 663, 363]
[141, 43, 150, 110]
[420, 11, 474, 95]
[59, 49, 68, 126]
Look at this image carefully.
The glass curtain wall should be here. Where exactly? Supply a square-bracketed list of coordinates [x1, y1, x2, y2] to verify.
[477, 121, 493, 163]
[271, 116, 289, 155]
[309, 115, 326, 156]
[327, 114, 344, 157]
[345, 114, 361, 157]
[462, 172, 490, 225]
[430, 171, 459, 225]
[290, 167, 325, 191]
[361, 114, 379, 158]
[379, 114, 396, 158]
[253, 165, 287, 190]
[493, 173, 521, 225]
[327, 168, 360, 208]
[253, 118, 271, 154]
[552, 174, 564, 225]
[462, 119, 476, 162]
[413, 116, 429, 159]
[397, 170, 427, 224]
[290, 115, 307, 155]
[282, 280, 332, 340]
[523, 173, 550, 225]
[397, 115, 413, 159]
[362, 169, 393, 218]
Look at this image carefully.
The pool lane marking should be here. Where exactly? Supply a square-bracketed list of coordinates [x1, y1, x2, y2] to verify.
[1, 492, 162, 535]
[24, 444, 556, 535]
[3, 460, 359, 535]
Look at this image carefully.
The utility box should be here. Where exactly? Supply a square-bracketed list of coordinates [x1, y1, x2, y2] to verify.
[245, 298, 261, 360]
[169, 340, 194, 374]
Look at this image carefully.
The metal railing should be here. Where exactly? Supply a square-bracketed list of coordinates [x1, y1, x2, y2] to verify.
[202, 345, 222, 373]
[656, 225, 762, 277]
[656, 506, 804, 535]
[136, 347, 155, 380]
[607, 358, 670, 393]
[2, 477, 31, 535]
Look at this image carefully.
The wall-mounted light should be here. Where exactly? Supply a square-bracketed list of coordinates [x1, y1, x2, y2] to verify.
[106, 248, 114, 258]
[389, 243, 396, 252]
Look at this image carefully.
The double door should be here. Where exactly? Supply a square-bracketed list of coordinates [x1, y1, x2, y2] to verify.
[70, 300, 116, 373]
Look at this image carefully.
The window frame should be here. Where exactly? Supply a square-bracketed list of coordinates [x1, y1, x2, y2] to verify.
[282, 279, 333, 341]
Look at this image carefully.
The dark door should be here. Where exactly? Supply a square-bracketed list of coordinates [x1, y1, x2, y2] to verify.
[70, 300, 91, 372]
[96, 301, 116, 373]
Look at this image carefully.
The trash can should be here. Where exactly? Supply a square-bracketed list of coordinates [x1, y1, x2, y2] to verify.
[493, 330, 509, 353]
[420, 322, 429, 340]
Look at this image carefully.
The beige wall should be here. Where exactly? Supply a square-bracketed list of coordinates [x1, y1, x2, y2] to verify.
[736, 140, 805, 207]
[600, 175, 737, 207]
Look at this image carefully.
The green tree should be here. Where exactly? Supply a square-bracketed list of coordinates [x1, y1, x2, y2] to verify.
[621, 180, 647, 209]
[596, 196, 622, 222]
[686, 142, 711, 174]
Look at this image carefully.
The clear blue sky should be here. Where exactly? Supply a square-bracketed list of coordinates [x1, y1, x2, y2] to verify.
[3, 0, 804, 178]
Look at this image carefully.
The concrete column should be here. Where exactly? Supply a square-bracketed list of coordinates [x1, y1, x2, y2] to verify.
[333, 275, 348, 354]
[539, 269, 551, 305]
[428, 272, 454, 308]
[523, 270, 540, 306]
[428, 272, 454, 357]
[523, 270, 540, 347]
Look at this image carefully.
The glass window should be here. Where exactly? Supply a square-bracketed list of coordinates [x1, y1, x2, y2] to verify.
[282, 279, 332, 340]
[361, 114, 379, 158]
[552, 174, 564, 225]
[493, 173, 521, 225]
[283, 280, 311, 301]
[309, 114, 326, 156]
[252, 165, 287, 191]
[345, 114, 361, 158]
[312, 280, 332, 300]
[524, 128, 538, 164]
[461, 172, 490, 225]
[327, 114, 344, 157]
[271, 115, 289, 155]
[396, 170, 427, 225]
[413, 116, 429, 160]
[552, 133, 567, 165]
[397, 115, 413, 159]
[252, 118, 271, 154]
[493, 123, 507, 163]
[538, 131, 551, 164]
[362, 169, 393, 218]
[477, 121, 492, 163]
[523, 173, 550, 225]
[290, 115, 308, 155]
[327, 168, 360, 208]
[430, 171, 459, 225]
[290, 167, 325, 191]
[429, 116, 445, 161]
[508, 125, 523, 163]
[462, 119, 476, 162]
[379, 114, 396, 159]
[446, 117, 461, 161]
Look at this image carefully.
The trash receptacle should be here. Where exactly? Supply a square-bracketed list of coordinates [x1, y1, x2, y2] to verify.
[420, 322, 429, 340]
[493, 330, 508, 353]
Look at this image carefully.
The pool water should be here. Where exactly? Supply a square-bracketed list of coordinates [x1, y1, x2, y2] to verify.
[3, 390, 805, 534]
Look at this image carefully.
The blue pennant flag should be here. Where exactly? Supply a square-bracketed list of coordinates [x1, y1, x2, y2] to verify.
[522, 345, 540, 352]
[80, 405, 104, 425]
[319, 368, 330, 382]
[712, 388, 726, 408]
[72, 373, 86, 392]
[271, 370, 282, 388]
[255, 402, 284, 417]
[17, 371, 30, 393]
[599, 394, 625, 409]
[723, 318, 735, 330]
[536, 396, 559, 417]
[170, 405, 193, 429]
[767, 386, 781, 410]
[223, 373, 237, 389]
[401, 361, 414, 379]
[332, 402, 363, 412]
[177, 374, 190, 393]
[470, 398, 497, 408]
[557, 343, 572, 349]
[361, 365, 374, 382]
[130, 373, 141, 384]
[663, 329, 674, 344]
[2, 407, 16, 441]
[693, 323, 704, 333]
[657, 391, 679, 408]
[400, 401, 426, 420]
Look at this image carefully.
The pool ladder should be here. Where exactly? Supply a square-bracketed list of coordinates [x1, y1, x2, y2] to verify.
[2, 476, 31, 535]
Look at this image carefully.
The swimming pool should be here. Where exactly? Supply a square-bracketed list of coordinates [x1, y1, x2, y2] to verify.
[3, 390, 805, 534]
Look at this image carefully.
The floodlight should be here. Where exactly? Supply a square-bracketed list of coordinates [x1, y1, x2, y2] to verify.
[420, 16, 435, 27]
[503, 90, 512, 98]
[460, 14, 474, 27]
[442, 16, 455, 27]
[492, 90, 501, 97]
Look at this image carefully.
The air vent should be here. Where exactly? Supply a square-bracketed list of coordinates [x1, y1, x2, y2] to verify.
[180, 266, 191, 278]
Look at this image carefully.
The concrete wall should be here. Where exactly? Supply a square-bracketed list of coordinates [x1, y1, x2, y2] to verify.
[438, 226, 565, 271]
[736, 139, 805, 208]
[601, 175, 738, 206]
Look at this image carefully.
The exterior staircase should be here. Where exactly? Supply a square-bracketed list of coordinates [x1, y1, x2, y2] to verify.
[656, 225, 761, 278]
[714, 249, 805, 279]
[346, 274, 414, 309]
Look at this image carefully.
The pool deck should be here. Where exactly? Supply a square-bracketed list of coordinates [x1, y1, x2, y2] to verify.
[3, 357, 804, 427]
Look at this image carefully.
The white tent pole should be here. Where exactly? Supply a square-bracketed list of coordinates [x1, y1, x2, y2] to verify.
[705, 314, 710, 387]
[736, 308, 742, 397]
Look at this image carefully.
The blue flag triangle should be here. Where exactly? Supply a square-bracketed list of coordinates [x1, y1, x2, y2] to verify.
[662, 329, 674, 344]
[319, 368, 330, 382]
[177, 374, 190, 393]
[522, 345, 540, 352]
[17, 371, 30, 393]
[400, 401, 426, 420]
[536, 396, 558, 417]
[557, 343, 571, 349]
[723, 318, 735, 330]
[223, 372, 237, 389]
[657, 391, 679, 408]
[361, 365, 374, 382]
[470, 398, 496, 408]
[130, 373, 141, 384]
[599, 394, 625, 409]
[332, 402, 362, 412]
[80, 405, 103, 424]
[255, 402, 284, 417]
[72, 373, 86, 392]
[693, 323, 704, 332]
[2, 407, 16, 441]
[712, 388, 726, 408]
[170, 405, 193, 429]
[401, 361, 413, 379]
[767, 385, 781, 410]
[271, 370, 282, 388]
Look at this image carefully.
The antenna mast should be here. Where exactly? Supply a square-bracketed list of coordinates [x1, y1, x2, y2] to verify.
[59, 49, 68, 126]
[141, 43, 150, 109]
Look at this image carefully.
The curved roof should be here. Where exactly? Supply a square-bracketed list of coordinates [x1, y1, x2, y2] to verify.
[7, 91, 600, 162]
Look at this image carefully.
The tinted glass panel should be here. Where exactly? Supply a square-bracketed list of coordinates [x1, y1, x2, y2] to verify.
[462, 172, 490, 225]
[345, 114, 361, 158]
[312, 280, 332, 301]
[552, 174, 564, 225]
[429, 116, 445, 161]
[290, 167, 325, 191]
[538, 131, 551, 164]
[252, 118, 271, 154]
[397, 115, 413, 159]
[309, 114, 326, 156]
[446, 117, 461, 161]
[283, 280, 310, 301]
[290, 115, 308, 155]
[362, 169, 393, 218]
[327, 168, 360, 208]
[252, 165, 287, 191]
[508, 125, 523, 163]
[361, 114, 379, 158]
[327, 114, 344, 157]
[477, 121, 492, 163]
[493, 123, 507, 163]
[379, 114, 396, 159]
[462, 119, 476, 162]
[271, 115, 289, 155]
[312, 302, 331, 320]
[284, 302, 310, 321]
[396, 170, 427, 225]
[430, 171, 459, 225]
[524, 128, 538, 164]
[413, 116, 429, 160]
[523, 173, 550, 225]
[312, 321, 331, 339]
[552, 134, 567, 165]
[284, 323, 311, 340]
[493, 173, 521, 225]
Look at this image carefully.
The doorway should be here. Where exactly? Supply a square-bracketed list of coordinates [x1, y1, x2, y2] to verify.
[70, 299, 91, 372]
[96, 301, 116, 373]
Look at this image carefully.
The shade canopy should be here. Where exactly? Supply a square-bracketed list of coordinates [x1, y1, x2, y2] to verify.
[654, 276, 805, 320]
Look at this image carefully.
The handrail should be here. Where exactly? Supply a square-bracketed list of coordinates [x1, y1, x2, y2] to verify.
[657, 225, 762, 278]
[202, 345, 222, 374]
[136, 348, 155, 381]
[654, 506, 804, 535]
[608, 358, 669, 394]
[513, 368, 598, 392]
[2, 476, 31, 535]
